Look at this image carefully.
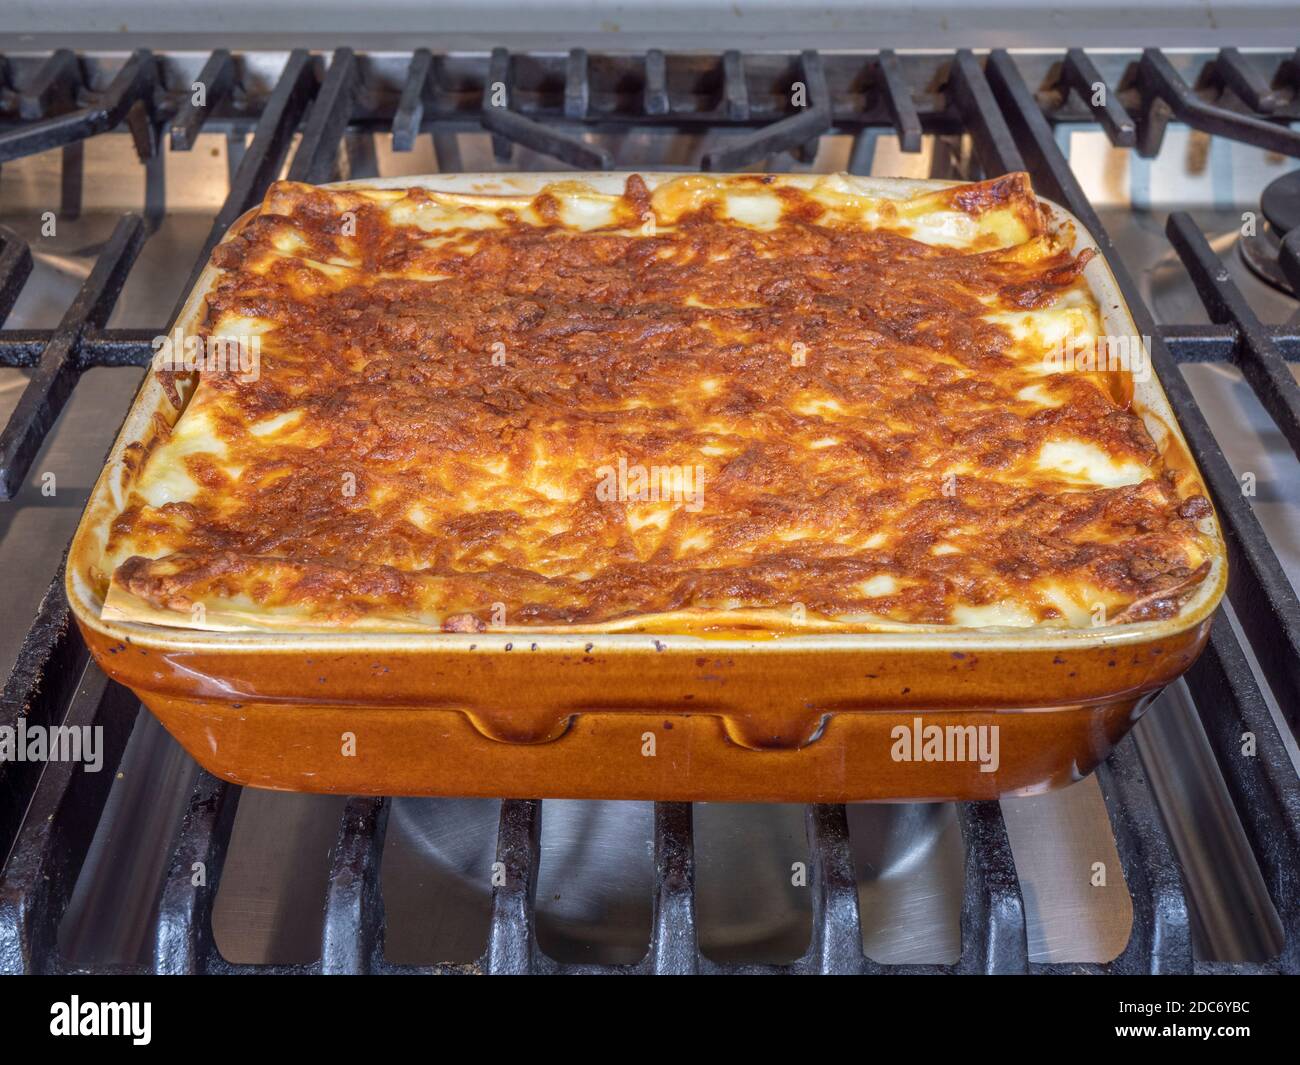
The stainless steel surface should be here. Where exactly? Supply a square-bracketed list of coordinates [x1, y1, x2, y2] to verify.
[0, 66, 1293, 966]
[1135, 676, 1284, 962]
[3, 6, 1299, 51]
[58, 710, 199, 965]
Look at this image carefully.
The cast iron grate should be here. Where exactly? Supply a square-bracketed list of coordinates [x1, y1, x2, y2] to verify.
[0, 46, 1298, 974]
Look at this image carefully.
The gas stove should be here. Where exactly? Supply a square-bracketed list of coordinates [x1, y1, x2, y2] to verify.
[0, 42, 1297, 975]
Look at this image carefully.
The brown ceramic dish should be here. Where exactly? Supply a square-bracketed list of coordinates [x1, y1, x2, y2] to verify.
[66, 173, 1226, 802]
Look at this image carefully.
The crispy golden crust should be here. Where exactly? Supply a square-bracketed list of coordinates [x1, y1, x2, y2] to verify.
[99, 172, 1215, 633]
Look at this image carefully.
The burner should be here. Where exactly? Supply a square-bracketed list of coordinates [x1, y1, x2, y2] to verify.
[1240, 169, 1300, 297]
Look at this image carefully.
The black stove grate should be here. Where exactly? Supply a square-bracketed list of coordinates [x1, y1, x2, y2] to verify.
[0, 46, 1298, 974]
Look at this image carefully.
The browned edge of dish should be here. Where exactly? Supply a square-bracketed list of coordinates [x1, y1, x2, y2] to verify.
[63, 173, 1226, 800]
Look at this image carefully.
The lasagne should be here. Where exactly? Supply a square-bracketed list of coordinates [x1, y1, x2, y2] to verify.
[95, 172, 1217, 634]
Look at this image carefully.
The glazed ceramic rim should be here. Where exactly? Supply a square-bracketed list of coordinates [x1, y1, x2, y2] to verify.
[66, 172, 1227, 655]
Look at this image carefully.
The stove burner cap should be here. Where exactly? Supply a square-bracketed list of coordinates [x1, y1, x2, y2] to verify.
[1262, 169, 1300, 235]
[1240, 169, 1300, 297]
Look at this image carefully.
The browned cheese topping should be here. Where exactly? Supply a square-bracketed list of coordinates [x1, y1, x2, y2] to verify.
[99, 172, 1216, 633]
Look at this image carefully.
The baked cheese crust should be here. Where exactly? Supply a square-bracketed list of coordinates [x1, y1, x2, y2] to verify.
[97, 172, 1216, 633]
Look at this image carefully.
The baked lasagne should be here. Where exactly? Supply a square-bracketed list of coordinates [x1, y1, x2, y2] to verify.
[95, 172, 1217, 634]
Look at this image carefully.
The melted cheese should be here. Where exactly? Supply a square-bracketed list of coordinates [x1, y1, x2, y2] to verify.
[1036, 439, 1147, 487]
[97, 172, 1216, 634]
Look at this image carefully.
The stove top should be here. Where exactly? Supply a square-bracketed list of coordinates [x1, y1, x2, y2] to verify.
[0, 44, 1297, 974]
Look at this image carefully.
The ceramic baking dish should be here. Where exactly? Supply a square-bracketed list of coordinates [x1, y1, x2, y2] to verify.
[66, 172, 1226, 803]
